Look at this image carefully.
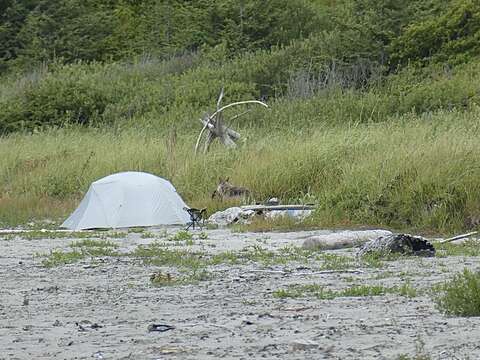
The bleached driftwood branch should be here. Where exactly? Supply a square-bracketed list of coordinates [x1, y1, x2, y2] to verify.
[439, 231, 479, 244]
[194, 89, 268, 155]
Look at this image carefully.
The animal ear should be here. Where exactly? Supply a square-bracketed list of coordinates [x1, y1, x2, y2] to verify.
[226, 177, 229, 182]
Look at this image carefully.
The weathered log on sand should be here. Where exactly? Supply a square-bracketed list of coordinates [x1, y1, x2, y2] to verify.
[302, 230, 392, 250]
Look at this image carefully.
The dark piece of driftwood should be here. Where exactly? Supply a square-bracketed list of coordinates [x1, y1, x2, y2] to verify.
[357, 233, 435, 257]
[194, 88, 268, 155]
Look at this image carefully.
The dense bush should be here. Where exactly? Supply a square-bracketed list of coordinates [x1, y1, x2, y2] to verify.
[434, 269, 480, 316]
[390, 0, 480, 67]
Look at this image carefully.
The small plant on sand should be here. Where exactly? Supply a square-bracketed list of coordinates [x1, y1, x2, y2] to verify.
[273, 284, 388, 300]
[150, 267, 211, 287]
[128, 227, 145, 233]
[140, 232, 155, 239]
[397, 337, 431, 359]
[360, 253, 385, 268]
[398, 281, 418, 298]
[70, 239, 119, 256]
[155, 229, 169, 238]
[41, 249, 85, 267]
[104, 231, 128, 238]
[19, 230, 92, 240]
[210, 251, 241, 265]
[340, 284, 390, 297]
[273, 282, 419, 299]
[170, 230, 193, 242]
[242, 245, 278, 265]
[198, 232, 208, 240]
[359, 251, 406, 269]
[232, 216, 317, 233]
[397, 352, 431, 360]
[40, 239, 119, 267]
[433, 268, 480, 316]
[70, 239, 118, 248]
[133, 242, 204, 268]
[317, 253, 353, 270]
[13, 230, 126, 240]
[434, 240, 480, 257]
[150, 271, 176, 286]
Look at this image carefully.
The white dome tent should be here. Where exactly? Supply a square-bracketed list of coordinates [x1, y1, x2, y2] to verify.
[61, 172, 190, 230]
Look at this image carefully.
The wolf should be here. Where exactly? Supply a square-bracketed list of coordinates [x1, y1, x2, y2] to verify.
[211, 178, 250, 200]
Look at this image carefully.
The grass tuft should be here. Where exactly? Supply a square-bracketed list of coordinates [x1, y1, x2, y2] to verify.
[2, 104, 480, 233]
[434, 240, 480, 257]
[150, 269, 211, 287]
[434, 268, 480, 316]
[41, 249, 85, 268]
[40, 239, 119, 267]
[170, 230, 193, 242]
[273, 282, 419, 299]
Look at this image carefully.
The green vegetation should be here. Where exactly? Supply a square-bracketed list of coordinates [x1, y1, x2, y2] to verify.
[398, 281, 418, 298]
[1, 0, 480, 233]
[150, 269, 211, 286]
[273, 282, 418, 299]
[3, 106, 480, 233]
[198, 232, 208, 240]
[232, 216, 318, 233]
[434, 268, 480, 316]
[169, 230, 193, 242]
[140, 232, 155, 239]
[41, 249, 85, 268]
[396, 338, 431, 360]
[38, 241, 361, 272]
[397, 352, 431, 360]
[41, 238, 118, 267]
[434, 239, 480, 257]
[4, 230, 126, 240]
[70, 238, 118, 250]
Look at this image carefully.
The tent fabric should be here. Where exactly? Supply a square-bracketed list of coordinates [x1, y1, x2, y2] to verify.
[61, 172, 190, 230]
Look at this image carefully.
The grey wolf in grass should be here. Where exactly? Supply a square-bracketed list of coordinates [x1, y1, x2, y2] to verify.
[211, 178, 250, 200]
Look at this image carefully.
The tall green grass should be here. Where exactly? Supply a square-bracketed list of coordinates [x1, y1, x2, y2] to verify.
[1, 106, 480, 233]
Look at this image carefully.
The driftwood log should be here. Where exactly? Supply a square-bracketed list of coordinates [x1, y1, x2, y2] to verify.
[357, 233, 436, 257]
[302, 230, 392, 250]
[194, 88, 268, 155]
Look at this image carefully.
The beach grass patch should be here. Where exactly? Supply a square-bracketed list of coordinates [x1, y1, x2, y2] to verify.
[274, 282, 419, 299]
[434, 240, 480, 257]
[434, 268, 480, 316]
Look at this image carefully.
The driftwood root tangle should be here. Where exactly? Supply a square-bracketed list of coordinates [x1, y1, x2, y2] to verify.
[194, 89, 268, 155]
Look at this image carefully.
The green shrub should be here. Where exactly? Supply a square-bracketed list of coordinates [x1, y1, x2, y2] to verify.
[390, 0, 480, 66]
[434, 269, 480, 316]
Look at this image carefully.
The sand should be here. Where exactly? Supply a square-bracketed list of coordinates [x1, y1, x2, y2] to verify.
[1, 227, 480, 360]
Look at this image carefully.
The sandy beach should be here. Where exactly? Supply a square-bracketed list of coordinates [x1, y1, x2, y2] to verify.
[1, 228, 479, 360]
